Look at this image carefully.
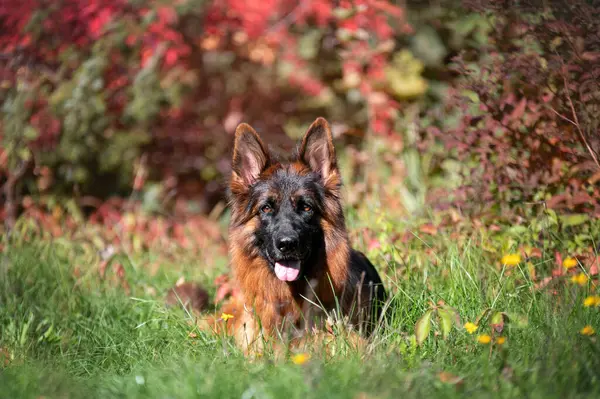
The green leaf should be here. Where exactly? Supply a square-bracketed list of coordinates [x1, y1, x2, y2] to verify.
[560, 214, 589, 228]
[461, 89, 480, 104]
[545, 209, 558, 224]
[23, 126, 39, 140]
[298, 30, 321, 60]
[437, 308, 453, 339]
[491, 312, 508, 333]
[440, 304, 461, 326]
[491, 312, 504, 325]
[415, 310, 433, 345]
[385, 50, 428, 99]
[20, 312, 35, 347]
[332, 7, 354, 19]
[507, 225, 529, 235]
[18, 147, 32, 161]
[410, 26, 447, 67]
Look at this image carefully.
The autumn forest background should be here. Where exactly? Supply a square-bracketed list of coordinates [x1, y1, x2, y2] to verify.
[1, 1, 600, 398]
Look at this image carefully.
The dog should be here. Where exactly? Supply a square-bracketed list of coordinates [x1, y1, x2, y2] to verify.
[212, 117, 387, 354]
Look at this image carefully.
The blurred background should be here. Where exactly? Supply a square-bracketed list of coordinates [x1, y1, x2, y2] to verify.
[1, 0, 599, 259]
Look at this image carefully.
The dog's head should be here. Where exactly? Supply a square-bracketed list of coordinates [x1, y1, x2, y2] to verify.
[228, 118, 344, 282]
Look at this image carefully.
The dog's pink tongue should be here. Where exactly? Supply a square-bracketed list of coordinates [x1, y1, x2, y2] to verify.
[274, 260, 301, 281]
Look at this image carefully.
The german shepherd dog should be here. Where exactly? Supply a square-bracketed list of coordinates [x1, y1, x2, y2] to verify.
[216, 117, 387, 353]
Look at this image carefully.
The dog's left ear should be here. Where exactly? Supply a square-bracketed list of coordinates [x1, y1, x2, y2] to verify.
[299, 117, 338, 180]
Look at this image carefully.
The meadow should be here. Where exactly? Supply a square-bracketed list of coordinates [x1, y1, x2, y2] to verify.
[2, 202, 599, 399]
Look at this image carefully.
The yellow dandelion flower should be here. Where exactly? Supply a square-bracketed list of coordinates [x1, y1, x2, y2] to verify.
[581, 325, 595, 336]
[563, 257, 578, 269]
[501, 254, 522, 266]
[477, 334, 492, 344]
[220, 313, 234, 321]
[571, 273, 589, 286]
[291, 353, 310, 365]
[583, 296, 600, 307]
[464, 322, 478, 334]
[496, 336, 506, 345]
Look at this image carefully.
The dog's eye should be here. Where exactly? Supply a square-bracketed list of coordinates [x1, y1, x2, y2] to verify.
[261, 205, 273, 214]
[303, 205, 312, 212]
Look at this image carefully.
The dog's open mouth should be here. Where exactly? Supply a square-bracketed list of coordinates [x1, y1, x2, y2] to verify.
[274, 259, 301, 282]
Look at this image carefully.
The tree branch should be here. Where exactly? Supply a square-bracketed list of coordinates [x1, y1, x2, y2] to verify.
[557, 56, 600, 171]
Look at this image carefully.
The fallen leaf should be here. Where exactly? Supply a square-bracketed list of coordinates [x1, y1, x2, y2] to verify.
[419, 224, 438, 235]
[438, 371, 464, 386]
[528, 248, 543, 258]
[165, 282, 210, 313]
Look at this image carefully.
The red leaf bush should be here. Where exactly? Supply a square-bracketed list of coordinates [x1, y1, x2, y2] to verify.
[1, 0, 410, 213]
[416, 0, 600, 217]
[1, 0, 598, 226]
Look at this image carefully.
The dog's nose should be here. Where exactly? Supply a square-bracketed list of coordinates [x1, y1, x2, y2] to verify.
[276, 236, 298, 253]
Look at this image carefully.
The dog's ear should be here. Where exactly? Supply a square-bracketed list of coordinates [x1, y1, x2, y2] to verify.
[232, 123, 270, 186]
[299, 117, 338, 179]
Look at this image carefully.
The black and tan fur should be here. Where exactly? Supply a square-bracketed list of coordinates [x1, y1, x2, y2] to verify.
[213, 117, 387, 353]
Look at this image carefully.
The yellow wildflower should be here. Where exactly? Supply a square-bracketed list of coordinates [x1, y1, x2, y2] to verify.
[581, 325, 595, 336]
[563, 257, 578, 269]
[583, 296, 600, 307]
[495, 336, 506, 345]
[571, 273, 589, 286]
[220, 313, 234, 321]
[464, 322, 478, 334]
[501, 254, 522, 266]
[291, 353, 310, 365]
[477, 334, 492, 344]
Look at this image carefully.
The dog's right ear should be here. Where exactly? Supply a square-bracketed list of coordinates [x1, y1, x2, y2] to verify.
[231, 123, 270, 187]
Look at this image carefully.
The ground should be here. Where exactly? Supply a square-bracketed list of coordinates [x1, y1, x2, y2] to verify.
[1, 204, 600, 399]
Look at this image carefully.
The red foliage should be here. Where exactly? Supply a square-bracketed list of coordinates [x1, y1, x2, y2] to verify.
[1, 0, 410, 211]
[0, 0, 406, 118]
[423, 0, 600, 216]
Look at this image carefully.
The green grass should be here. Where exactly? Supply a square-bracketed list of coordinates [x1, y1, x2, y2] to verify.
[2, 227, 600, 399]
